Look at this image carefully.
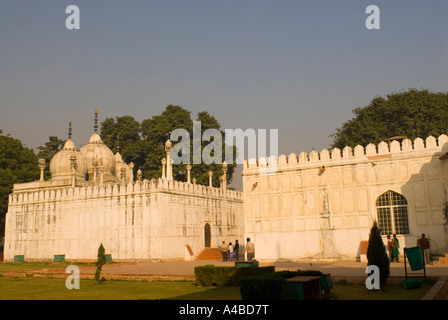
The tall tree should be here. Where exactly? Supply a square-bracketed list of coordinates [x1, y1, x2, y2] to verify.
[140, 105, 194, 181]
[94, 243, 106, 285]
[0, 130, 40, 237]
[331, 89, 448, 149]
[366, 221, 390, 289]
[191, 111, 236, 187]
[100, 115, 143, 166]
[99, 105, 235, 186]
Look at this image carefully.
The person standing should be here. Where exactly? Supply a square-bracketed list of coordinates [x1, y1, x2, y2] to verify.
[234, 240, 240, 261]
[417, 233, 432, 265]
[228, 242, 234, 261]
[386, 235, 394, 262]
[392, 234, 400, 262]
[244, 238, 255, 261]
[220, 241, 228, 262]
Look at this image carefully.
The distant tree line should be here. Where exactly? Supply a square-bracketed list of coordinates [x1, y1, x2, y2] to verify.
[1, 89, 448, 239]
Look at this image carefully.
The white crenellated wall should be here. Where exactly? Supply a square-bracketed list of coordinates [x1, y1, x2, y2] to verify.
[242, 135, 448, 261]
[4, 178, 243, 262]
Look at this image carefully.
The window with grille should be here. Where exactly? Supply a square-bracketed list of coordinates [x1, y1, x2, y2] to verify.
[376, 191, 409, 235]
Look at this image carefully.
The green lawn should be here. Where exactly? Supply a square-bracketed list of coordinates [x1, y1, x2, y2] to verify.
[0, 277, 242, 300]
[0, 263, 435, 300]
[0, 276, 434, 300]
[322, 280, 435, 300]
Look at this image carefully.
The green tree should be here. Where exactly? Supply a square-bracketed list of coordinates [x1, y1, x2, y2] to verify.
[0, 130, 40, 237]
[99, 105, 236, 187]
[94, 243, 106, 285]
[366, 221, 390, 289]
[331, 89, 448, 149]
[140, 105, 194, 181]
[100, 115, 143, 168]
[36, 136, 65, 180]
[191, 111, 236, 187]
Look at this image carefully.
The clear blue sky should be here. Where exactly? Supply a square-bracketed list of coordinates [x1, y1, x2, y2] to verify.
[1, 0, 447, 189]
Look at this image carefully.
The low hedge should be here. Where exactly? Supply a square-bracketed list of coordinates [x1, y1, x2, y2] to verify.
[240, 275, 292, 300]
[194, 265, 275, 287]
[240, 269, 323, 300]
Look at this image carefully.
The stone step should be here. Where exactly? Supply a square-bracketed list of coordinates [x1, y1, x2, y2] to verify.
[197, 248, 222, 261]
[433, 253, 448, 265]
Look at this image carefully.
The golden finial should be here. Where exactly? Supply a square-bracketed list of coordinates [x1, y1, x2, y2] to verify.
[68, 118, 72, 140]
[94, 107, 99, 132]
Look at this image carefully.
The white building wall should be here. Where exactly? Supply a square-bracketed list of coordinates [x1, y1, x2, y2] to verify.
[243, 135, 448, 261]
[4, 178, 243, 262]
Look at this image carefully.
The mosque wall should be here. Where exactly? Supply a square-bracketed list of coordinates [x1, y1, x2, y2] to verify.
[4, 178, 243, 262]
[242, 135, 448, 261]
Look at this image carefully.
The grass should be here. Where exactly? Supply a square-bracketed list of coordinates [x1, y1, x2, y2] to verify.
[0, 277, 242, 300]
[322, 279, 436, 300]
[0, 263, 436, 300]
[0, 276, 435, 300]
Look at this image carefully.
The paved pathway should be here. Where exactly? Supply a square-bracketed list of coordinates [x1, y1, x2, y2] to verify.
[80, 259, 448, 278]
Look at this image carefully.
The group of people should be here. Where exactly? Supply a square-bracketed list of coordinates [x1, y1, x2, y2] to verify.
[386, 234, 400, 262]
[387, 233, 432, 265]
[220, 238, 255, 262]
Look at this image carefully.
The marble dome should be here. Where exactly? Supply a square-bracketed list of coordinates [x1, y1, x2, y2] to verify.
[79, 132, 116, 182]
[50, 139, 87, 181]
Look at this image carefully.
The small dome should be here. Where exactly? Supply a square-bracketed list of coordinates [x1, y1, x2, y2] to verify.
[88, 132, 103, 144]
[62, 139, 76, 151]
[50, 140, 87, 181]
[80, 133, 116, 182]
[114, 152, 133, 183]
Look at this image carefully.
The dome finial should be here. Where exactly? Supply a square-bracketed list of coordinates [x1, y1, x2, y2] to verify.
[68, 118, 73, 139]
[94, 107, 99, 132]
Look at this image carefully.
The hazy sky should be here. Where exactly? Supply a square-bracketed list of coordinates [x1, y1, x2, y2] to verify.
[1, 0, 447, 189]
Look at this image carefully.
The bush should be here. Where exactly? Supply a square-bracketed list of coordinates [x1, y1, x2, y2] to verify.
[194, 265, 275, 287]
[239, 269, 324, 300]
[366, 221, 390, 288]
[240, 275, 292, 300]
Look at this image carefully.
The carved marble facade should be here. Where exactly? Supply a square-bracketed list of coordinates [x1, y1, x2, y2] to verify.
[243, 135, 448, 261]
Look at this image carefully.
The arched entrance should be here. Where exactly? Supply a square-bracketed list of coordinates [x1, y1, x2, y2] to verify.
[204, 223, 211, 248]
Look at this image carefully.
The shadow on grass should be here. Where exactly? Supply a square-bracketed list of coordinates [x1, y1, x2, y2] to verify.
[169, 286, 242, 300]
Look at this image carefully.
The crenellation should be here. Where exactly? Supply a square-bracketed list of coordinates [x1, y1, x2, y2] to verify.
[414, 137, 425, 150]
[342, 146, 353, 159]
[243, 134, 448, 172]
[331, 148, 341, 160]
[320, 149, 330, 161]
[242, 134, 448, 261]
[309, 149, 319, 162]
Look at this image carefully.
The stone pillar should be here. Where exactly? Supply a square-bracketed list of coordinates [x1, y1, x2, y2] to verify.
[121, 166, 127, 184]
[69, 155, 77, 187]
[165, 140, 173, 180]
[129, 162, 134, 182]
[208, 171, 213, 187]
[38, 159, 45, 182]
[186, 164, 191, 183]
[137, 169, 142, 182]
[92, 159, 99, 184]
[222, 161, 228, 191]
[161, 158, 166, 180]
